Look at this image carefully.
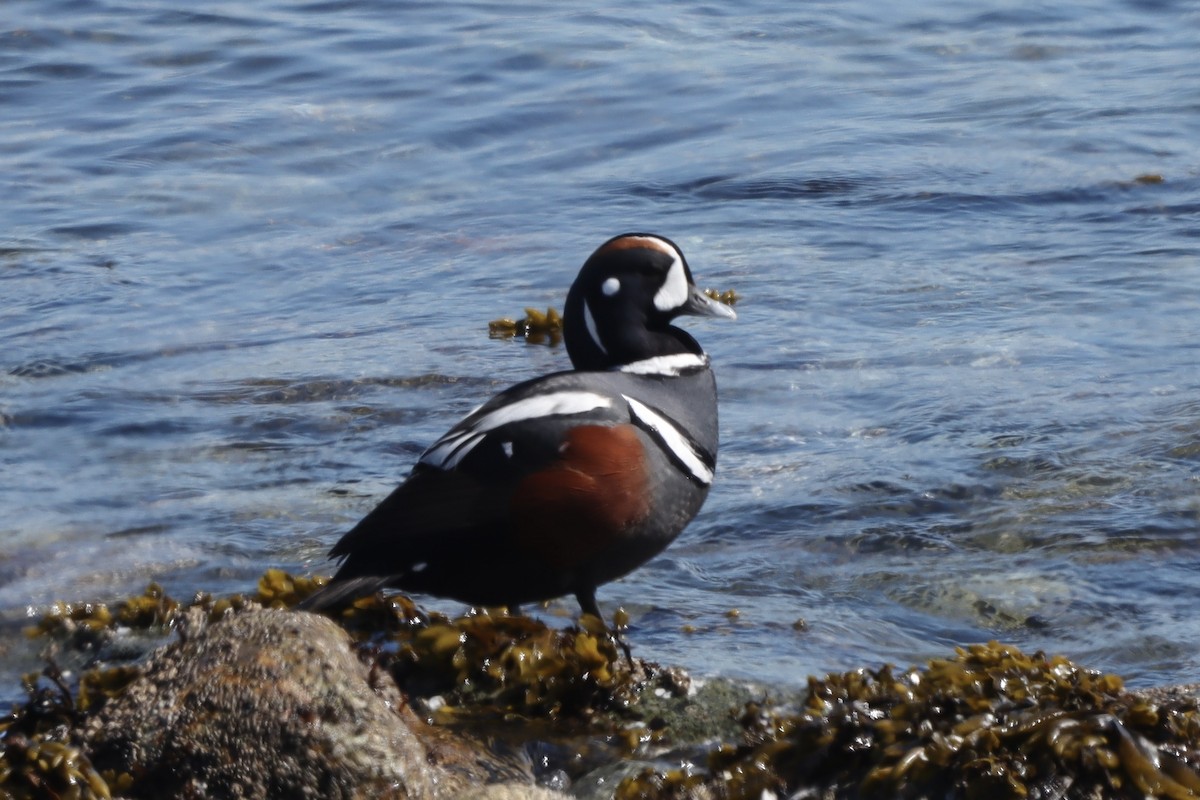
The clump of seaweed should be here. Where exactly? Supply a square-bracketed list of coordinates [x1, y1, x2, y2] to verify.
[76, 667, 140, 715]
[364, 603, 686, 782]
[298, 588, 668, 728]
[704, 288, 740, 306]
[488, 306, 563, 345]
[0, 733, 113, 800]
[30, 582, 184, 644]
[246, 567, 327, 609]
[393, 610, 632, 720]
[618, 641, 1200, 799]
[284, 582, 673, 738]
[0, 663, 113, 800]
[29, 570, 328, 645]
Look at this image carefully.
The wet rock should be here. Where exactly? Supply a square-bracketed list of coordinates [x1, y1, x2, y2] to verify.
[80, 608, 558, 799]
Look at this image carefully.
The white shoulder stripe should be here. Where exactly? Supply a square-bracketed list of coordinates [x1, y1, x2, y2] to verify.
[619, 353, 709, 376]
[467, 391, 613, 433]
[420, 391, 614, 470]
[622, 394, 714, 486]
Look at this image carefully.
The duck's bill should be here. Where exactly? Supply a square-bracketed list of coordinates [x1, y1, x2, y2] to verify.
[682, 284, 737, 320]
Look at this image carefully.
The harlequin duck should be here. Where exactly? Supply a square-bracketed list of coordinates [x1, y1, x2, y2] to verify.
[302, 233, 735, 618]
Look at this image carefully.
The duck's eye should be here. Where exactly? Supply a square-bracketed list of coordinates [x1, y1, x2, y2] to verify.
[601, 277, 621, 296]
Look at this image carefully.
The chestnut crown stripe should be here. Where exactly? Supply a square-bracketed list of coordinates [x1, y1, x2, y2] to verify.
[622, 394, 714, 487]
[419, 390, 614, 470]
[593, 234, 679, 257]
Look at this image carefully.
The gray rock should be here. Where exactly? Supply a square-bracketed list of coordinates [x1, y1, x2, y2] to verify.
[84, 608, 437, 799]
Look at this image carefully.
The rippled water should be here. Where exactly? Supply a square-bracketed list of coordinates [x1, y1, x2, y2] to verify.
[3, 0, 1199, 699]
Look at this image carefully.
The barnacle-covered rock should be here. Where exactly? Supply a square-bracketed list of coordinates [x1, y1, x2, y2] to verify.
[82, 608, 438, 799]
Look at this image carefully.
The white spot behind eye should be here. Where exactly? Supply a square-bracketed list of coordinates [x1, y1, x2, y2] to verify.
[501, 441, 513, 459]
[601, 277, 621, 296]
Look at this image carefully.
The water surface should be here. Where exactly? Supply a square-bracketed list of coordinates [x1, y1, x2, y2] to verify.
[2, 0, 1199, 698]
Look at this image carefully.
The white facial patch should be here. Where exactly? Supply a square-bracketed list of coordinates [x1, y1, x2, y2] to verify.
[583, 300, 608, 355]
[653, 251, 689, 312]
[601, 277, 621, 296]
[623, 394, 713, 486]
[420, 391, 614, 470]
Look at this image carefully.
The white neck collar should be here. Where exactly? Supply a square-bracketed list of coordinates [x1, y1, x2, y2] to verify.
[617, 352, 709, 376]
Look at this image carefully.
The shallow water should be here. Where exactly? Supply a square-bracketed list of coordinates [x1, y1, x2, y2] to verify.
[3, 0, 1199, 700]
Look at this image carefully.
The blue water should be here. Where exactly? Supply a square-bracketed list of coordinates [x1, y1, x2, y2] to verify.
[3, 0, 1199, 699]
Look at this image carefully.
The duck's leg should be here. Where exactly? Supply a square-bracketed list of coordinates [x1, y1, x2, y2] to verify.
[576, 587, 602, 620]
[576, 587, 633, 664]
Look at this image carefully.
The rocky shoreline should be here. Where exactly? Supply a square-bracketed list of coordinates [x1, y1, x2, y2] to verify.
[3, 572, 1200, 799]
